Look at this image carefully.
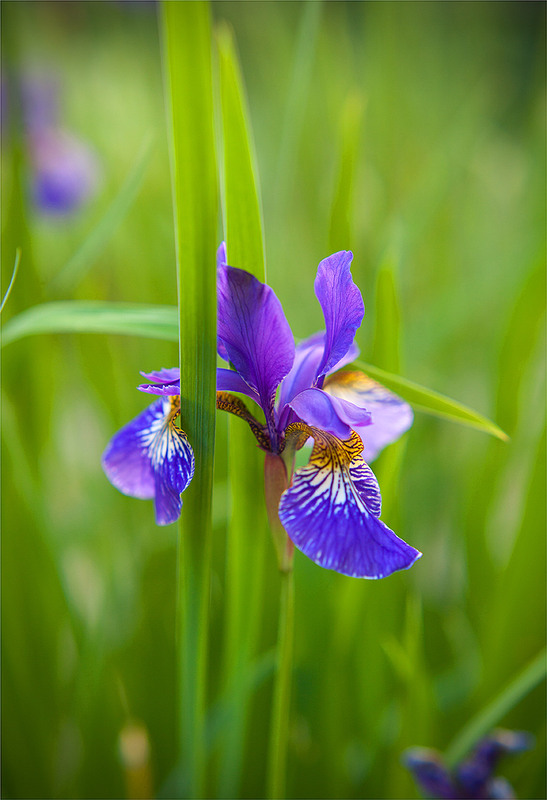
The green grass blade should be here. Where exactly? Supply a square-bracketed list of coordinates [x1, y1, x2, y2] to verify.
[351, 358, 508, 441]
[0, 248, 21, 313]
[274, 0, 322, 212]
[217, 21, 265, 276]
[445, 647, 547, 767]
[1, 300, 178, 347]
[216, 23, 272, 798]
[328, 93, 364, 253]
[50, 136, 154, 293]
[161, 1, 218, 796]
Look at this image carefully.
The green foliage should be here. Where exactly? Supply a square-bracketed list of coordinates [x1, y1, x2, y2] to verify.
[161, 2, 218, 796]
[2, 3, 545, 800]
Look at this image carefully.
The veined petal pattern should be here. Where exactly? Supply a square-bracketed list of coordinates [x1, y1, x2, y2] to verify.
[278, 424, 421, 578]
[324, 370, 413, 462]
[102, 396, 194, 525]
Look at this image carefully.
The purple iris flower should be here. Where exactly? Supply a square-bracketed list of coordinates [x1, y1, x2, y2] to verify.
[403, 729, 534, 799]
[18, 74, 100, 215]
[131, 244, 420, 579]
[102, 395, 195, 525]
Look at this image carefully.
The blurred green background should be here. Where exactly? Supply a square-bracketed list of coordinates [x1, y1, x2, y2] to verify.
[2, 2, 545, 798]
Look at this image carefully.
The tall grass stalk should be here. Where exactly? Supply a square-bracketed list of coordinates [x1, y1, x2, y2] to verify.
[216, 24, 270, 796]
[161, 3, 218, 795]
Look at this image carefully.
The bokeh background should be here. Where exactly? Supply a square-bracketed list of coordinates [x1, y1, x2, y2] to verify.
[2, 2, 545, 799]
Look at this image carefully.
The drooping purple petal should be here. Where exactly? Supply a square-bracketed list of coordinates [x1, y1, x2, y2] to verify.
[149, 409, 195, 525]
[402, 749, 458, 800]
[139, 367, 181, 396]
[217, 263, 295, 447]
[289, 387, 371, 439]
[102, 396, 194, 525]
[102, 403, 158, 500]
[324, 370, 413, 462]
[314, 251, 364, 379]
[278, 424, 421, 578]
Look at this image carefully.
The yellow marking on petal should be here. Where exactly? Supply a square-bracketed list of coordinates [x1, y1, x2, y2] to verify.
[324, 370, 381, 394]
[216, 391, 272, 451]
[285, 422, 363, 469]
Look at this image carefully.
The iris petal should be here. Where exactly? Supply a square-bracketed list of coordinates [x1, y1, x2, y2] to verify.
[216, 242, 230, 362]
[216, 367, 261, 405]
[289, 387, 371, 439]
[278, 424, 421, 578]
[314, 251, 364, 379]
[217, 262, 295, 448]
[402, 749, 458, 800]
[324, 370, 413, 461]
[102, 397, 194, 525]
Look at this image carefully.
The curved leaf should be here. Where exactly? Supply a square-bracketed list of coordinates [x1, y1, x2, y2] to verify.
[351, 359, 508, 441]
[1, 300, 178, 347]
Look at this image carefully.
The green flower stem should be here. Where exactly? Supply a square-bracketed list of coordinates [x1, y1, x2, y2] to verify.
[267, 567, 295, 800]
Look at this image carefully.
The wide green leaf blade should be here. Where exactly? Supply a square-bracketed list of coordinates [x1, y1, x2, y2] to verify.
[351, 358, 508, 441]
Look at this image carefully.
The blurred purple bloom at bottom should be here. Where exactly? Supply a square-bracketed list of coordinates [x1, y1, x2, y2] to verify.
[403, 729, 533, 799]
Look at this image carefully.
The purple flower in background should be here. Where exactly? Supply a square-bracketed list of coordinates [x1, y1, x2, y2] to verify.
[403, 729, 534, 799]
[19, 73, 100, 215]
[137, 244, 419, 578]
[102, 395, 194, 525]
[29, 128, 99, 215]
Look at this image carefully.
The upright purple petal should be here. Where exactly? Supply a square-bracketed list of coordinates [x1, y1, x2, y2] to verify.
[278, 424, 421, 578]
[324, 370, 413, 461]
[277, 332, 325, 412]
[216, 242, 230, 362]
[102, 396, 194, 525]
[217, 263, 295, 447]
[314, 251, 364, 379]
[288, 387, 371, 439]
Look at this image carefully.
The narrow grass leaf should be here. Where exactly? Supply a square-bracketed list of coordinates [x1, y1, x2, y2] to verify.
[217, 21, 265, 275]
[351, 359, 508, 440]
[1, 300, 178, 347]
[161, 2, 218, 796]
[328, 92, 364, 253]
[216, 24, 274, 799]
[445, 647, 547, 767]
[274, 0, 322, 212]
[0, 248, 21, 314]
[50, 136, 154, 293]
